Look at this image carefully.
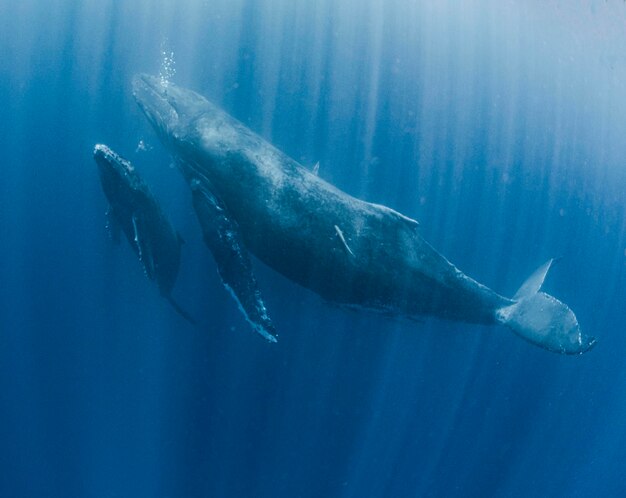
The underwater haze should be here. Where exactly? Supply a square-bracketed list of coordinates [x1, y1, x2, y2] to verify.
[1, 0, 626, 496]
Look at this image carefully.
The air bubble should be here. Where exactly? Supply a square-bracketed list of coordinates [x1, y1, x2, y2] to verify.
[159, 40, 176, 89]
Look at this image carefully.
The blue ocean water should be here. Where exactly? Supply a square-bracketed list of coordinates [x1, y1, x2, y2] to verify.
[1, 0, 625, 496]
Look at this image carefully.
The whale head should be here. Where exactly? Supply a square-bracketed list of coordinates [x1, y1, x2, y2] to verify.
[133, 74, 266, 187]
[134, 75, 241, 168]
[132, 74, 209, 147]
[93, 143, 143, 209]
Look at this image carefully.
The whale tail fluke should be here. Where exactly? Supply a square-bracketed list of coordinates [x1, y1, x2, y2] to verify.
[495, 259, 596, 355]
[166, 295, 197, 326]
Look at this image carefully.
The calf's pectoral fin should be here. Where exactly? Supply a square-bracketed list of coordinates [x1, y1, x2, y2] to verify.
[190, 178, 277, 342]
[105, 208, 122, 245]
[166, 295, 197, 325]
[132, 213, 155, 280]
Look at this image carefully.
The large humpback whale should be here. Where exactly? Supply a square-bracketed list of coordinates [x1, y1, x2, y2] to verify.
[94, 143, 194, 324]
[132, 74, 595, 354]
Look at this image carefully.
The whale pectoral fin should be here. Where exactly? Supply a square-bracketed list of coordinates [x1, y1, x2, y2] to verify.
[105, 208, 121, 245]
[190, 179, 277, 342]
[132, 213, 155, 280]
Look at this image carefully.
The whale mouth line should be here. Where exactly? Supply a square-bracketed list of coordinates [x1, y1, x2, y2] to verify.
[132, 74, 179, 135]
[133, 73, 167, 99]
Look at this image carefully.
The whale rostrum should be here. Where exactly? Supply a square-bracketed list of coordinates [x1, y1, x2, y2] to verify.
[132, 74, 595, 354]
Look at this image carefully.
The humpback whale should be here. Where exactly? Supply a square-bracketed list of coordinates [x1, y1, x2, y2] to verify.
[132, 74, 595, 354]
[94, 144, 194, 324]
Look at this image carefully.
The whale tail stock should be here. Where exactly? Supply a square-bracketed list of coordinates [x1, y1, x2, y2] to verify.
[495, 259, 596, 355]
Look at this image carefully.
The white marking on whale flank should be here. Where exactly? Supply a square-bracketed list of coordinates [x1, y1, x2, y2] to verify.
[334, 225, 355, 257]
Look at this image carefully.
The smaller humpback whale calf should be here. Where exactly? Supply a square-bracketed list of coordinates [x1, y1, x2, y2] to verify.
[93, 144, 194, 324]
[132, 74, 595, 354]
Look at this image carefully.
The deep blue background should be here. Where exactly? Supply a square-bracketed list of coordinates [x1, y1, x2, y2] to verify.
[1, 1, 625, 496]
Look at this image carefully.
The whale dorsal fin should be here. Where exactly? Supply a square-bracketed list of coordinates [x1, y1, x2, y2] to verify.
[513, 259, 555, 300]
[334, 225, 355, 257]
[371, 203, 419, 228]
[190, 178, 277, 343]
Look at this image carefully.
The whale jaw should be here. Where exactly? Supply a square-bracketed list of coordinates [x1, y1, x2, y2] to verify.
[132, 73, 213, 147]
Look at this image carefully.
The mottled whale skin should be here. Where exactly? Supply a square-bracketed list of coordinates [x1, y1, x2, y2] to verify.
[94, 143, 194, 324]
[133, 75, 595, 354]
